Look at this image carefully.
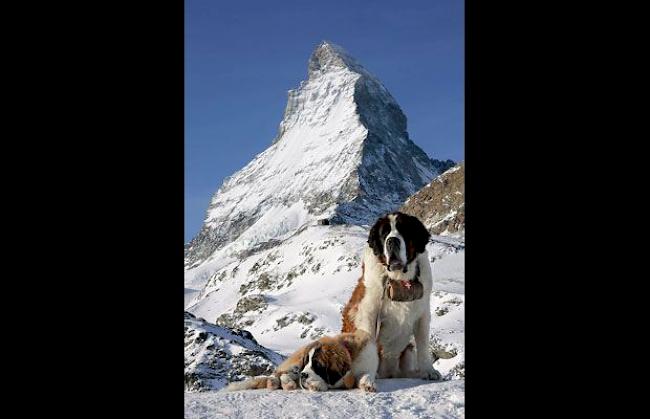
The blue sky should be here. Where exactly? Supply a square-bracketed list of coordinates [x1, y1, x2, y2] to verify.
[185, 0, 464, 243]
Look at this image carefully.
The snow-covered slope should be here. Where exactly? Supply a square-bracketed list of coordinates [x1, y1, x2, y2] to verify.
[184, 312, 285, 392]
[185, 41, 453, 270]
[185, 223, 464, 380]
[186, 224, 368, 355]
[185, 379, 465, 419]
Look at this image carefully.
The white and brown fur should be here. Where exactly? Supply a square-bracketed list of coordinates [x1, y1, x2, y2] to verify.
[225, 331, 379, 392]
[342, 212, 441, 380]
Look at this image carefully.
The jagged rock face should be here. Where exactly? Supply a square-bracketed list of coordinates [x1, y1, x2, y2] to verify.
[185, 42, 453, 268]
[184, 312, 284, 392]
[400, 163, 465, 236]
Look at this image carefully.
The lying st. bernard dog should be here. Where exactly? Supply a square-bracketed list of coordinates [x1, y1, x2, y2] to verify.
[226, 331, 379, 392]
[342, 211, 442, 381]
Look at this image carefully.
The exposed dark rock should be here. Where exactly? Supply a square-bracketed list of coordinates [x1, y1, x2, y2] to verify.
[400, 163, 464, 236]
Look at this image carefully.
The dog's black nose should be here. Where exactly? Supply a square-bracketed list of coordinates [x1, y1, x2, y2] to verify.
[301, 372, 308, 379]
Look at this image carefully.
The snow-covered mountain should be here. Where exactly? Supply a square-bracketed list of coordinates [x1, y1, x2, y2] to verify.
[185, 41, 453, 271]
[184, 42, 464, 397]
[401, 163, 465, 237]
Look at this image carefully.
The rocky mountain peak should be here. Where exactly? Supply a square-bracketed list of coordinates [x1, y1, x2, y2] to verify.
[185, 43, 453, 269]
[307, 41, 364, 77]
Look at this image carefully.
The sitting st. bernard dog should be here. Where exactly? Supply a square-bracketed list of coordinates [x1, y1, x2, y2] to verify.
[226, 330, 379, 392]
[342, 211, 442, 381]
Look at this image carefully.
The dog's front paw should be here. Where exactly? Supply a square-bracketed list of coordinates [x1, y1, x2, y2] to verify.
[305, 380, 328, 392]
[358, 374, 377, 393]
[280, 373, 297, 390]
[419, 366, 442, 381]
[266, 376, 280, 390]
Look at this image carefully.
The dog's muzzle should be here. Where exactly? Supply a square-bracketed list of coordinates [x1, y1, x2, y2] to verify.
[386, 237, 404, 271]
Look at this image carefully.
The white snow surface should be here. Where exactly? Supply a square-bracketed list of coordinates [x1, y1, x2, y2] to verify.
[185, 379, 465, 419]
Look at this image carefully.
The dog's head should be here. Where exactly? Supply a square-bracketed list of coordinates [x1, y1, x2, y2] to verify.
[368, 212, 430, 272]
[299, 340, 354, 391]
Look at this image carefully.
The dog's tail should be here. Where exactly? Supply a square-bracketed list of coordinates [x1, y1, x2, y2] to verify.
[225, 375, 279, 391]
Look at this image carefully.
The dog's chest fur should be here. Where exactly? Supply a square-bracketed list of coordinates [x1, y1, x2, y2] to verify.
[352, 247, 432, 356]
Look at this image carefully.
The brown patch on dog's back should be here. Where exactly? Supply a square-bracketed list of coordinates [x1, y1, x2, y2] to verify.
[335, 331, 371, 360]
[341, 263, 365, 333]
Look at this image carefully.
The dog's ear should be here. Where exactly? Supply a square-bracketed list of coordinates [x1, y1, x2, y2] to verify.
[302, 342, 321, 367]
[398, 213, 430, 254]
[368, 216, 386, 257]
